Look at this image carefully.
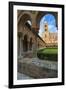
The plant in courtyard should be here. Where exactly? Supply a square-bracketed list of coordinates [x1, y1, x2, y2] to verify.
[37, 48, 58, 61]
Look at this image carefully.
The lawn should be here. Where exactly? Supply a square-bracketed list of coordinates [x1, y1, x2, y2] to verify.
[37, 47, 58, 61]
[38, 48, 58, 54]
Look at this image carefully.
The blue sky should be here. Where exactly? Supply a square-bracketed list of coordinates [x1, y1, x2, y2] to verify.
[39, 14, 58, 36]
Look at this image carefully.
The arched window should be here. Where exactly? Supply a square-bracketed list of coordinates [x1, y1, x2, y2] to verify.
[39, 14, 57, 37]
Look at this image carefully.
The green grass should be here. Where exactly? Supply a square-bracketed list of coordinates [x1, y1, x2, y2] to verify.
[37, 47, 58, 61]
[39, 48, 58, 54]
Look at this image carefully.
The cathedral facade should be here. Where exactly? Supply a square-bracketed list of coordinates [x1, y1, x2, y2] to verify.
[42, 23, 58, 47]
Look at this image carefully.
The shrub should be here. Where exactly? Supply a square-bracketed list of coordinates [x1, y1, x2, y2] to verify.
[37, 48, 58, 61]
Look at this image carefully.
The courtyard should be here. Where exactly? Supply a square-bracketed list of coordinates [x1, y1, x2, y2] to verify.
[17, 47, 58, 79]
[17, 10, 58, 80]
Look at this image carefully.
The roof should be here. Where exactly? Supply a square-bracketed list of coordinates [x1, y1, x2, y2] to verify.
[25, 22, 46, 44]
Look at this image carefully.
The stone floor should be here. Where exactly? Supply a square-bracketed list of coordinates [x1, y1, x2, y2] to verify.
[17, 72, 33, 80]
[18, 57, 58, 79]
[18, 57, 57, 70]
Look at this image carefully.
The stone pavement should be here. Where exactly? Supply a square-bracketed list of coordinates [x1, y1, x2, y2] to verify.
[18, 57, 58, 70]
[18, 57, 58, 79]
[17, 72, 33, 80]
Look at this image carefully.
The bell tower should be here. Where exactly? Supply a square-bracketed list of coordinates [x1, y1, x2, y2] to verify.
[43, 22, 49, 43]
[44, 23, 48, 32]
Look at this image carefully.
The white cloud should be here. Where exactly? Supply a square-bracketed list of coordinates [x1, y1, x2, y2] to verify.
[48, 24, 58, 32]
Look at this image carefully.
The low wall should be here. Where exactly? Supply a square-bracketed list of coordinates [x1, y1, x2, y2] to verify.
[18, 60, 57, 79]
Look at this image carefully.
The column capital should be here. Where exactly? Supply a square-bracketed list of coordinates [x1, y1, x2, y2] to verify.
[32, 25, 39, 33]
[18, 32, 23, 37]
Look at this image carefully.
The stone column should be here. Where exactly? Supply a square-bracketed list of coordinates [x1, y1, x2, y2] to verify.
[19, 37, 22, 57]
[28, 41, 30, 51]
[27, 37, 30, 52]
[18, 32, 23, 59]
[32, 26, 39, 34]
[21, 39, 23, 55]
[32, 38, 38, 58]
[18, 36, 20, 57]
[18, 36, 21, 58]
[31, 18, 39, 34]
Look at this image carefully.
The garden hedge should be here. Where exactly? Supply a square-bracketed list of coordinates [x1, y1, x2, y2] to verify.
[37, 48, 58, 61]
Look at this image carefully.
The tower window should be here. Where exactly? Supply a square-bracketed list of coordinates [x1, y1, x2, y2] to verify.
[45, 25, 47, 27]
[45, 29, 47, 31]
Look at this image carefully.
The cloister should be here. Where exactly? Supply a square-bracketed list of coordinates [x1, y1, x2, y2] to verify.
[17, 10, 58, 58]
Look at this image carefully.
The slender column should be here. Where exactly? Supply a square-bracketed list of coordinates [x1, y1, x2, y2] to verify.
[21, 39, 23, 55]
[19, 38, 22, 57]
[28, 41, 30, 51]
[18, 32, 23, 58]
[18, 36, 20, 57]
[27, 37, 30, 51]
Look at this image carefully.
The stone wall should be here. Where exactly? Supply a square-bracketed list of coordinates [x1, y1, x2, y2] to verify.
[18, 23, 45, 58]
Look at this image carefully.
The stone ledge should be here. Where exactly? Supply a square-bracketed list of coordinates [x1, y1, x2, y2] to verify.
[18, 61, 58, 79]
[18, 58, 58, 71]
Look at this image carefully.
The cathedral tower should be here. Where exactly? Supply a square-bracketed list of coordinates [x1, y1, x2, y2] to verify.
[44, 23, 48, 32]
[43, 22, 50, 43]
[42, 22, 58, 46]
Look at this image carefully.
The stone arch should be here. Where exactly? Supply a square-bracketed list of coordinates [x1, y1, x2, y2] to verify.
[18, 12, 32, 35]
[36, 11, 58, 32]
[18, 11, 32, 26]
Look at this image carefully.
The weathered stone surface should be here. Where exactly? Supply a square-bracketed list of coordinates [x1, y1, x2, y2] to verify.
[17, 73, 33, 80]
[18, 60, 57, 79]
